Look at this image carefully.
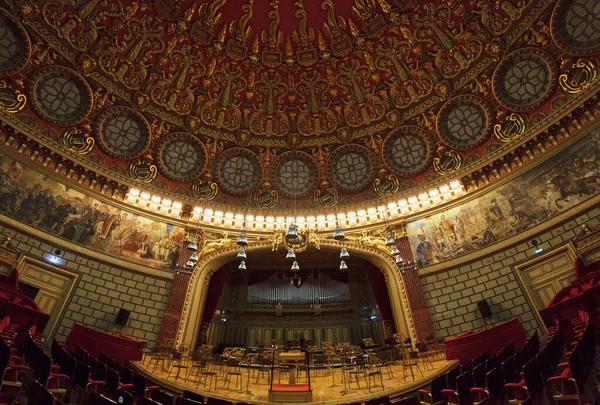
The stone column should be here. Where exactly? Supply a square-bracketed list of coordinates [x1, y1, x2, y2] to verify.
[396, 236, 435, 341]
[155, 241, 194, 349]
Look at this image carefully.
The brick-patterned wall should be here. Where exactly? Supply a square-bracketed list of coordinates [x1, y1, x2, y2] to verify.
[0, 220, 172, 350]
[420, 206, 600, 339]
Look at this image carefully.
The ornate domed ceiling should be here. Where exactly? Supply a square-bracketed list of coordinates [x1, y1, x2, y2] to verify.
[0, 0, 599, 214]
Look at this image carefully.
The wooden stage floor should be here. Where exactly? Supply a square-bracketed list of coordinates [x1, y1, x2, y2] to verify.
[131, 357, 459, 404]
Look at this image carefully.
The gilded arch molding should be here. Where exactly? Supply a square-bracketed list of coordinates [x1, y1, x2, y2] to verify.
[176, 240, 415, 348]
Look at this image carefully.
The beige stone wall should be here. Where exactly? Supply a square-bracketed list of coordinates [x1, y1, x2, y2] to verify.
[0, 220, 172, 350]
[420, 206, 600, 339]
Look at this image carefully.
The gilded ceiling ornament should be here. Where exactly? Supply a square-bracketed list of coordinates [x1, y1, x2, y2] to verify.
[199, 63, 246, 131]
[61, 127, 94, 155]
[373, 173, 400, 196]
[551, 0, 600, 55]
[314, 187, 339, 207]
[383, 125, 433, 176]
[97, 15, 165, 90]
[0, 81, 27, 114]
[149, 44, 205, 116]
[433, 149, 462, 176]
[296, 71, 337, 136]
[321, 0, 352, 55]
[192, 0, 227, 44]
[376, 36, 434, 109]
[261, 0, 283, 65]
[249, 72, 289, 137]
[29, 66, 94, 126]
[293, 0, 317, 65]
[191, 179, 218, 201]
[559, 59, 598, 94]
[254, 188, 279, 209]
[127, 159, 158, 183]
[41, 2, 99, 51]
[345, 230, 391, 255]
[492, 48, 557, 112]
[227, 0, 254, 59]
[337, 59, 385, 128]
[493, 113, 526, 143]
[352, 0, 387, 37]
[156, 132, 208, 182]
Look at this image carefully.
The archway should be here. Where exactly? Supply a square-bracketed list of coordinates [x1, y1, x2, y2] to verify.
[175, 240, 415, 349]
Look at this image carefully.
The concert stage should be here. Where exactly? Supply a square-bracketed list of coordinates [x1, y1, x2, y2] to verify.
[131, 357, 459, 404]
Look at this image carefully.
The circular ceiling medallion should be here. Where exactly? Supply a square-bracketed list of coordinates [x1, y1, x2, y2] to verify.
[0, 9, 30, 75]
[96, 107, 151, 160]
[216, 148, 263, 196]
[436, 95, 492, 150]
[157, 133, 207, 182]
[272, 151, 319, 198]
[30, 66, 93, 125]
[328, 144, 376, 193]
[383, 126, 434, 176]
[552, 0, 600, 55]
[493, 48, 557, 111]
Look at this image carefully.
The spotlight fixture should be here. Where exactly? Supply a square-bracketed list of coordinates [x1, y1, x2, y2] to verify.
[395, 255, 404, 264]
[238, 260, 247, 270]
[237, 248, 247, 259]
[291, 276, 302, 288]
[187, 240, 198, 252]
[286, 248, 296, 260]
[185, 259, 195, 268]
[339, 260, 348, 270]
[340, 247, 350, 259]
[285, 224, 299, 243]
[391, 245, 400, 256]
[291, 260, 300, 271]
[236, 231, 248, 246]
[333, 226, 345, 240]
[385, 233, 396, 246]
[189, 252, 199, 262]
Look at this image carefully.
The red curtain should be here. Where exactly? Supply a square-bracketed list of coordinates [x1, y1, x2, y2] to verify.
[198, 269, 226, 344]
[367, 266, 396, 337]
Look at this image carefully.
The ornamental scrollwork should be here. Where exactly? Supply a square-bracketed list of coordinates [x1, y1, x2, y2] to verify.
[559, 59, 598, 94]
[0, 82, 27, 114]
[433, 149, 462, 176]
[61, 128, 95, 155]
[494, 113, 526, 143]
[127, 159, 158, 183]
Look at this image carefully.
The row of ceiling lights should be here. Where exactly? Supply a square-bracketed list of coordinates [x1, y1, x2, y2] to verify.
[125, 181, 464, 230]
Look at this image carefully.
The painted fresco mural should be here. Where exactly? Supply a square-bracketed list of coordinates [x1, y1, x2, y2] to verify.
[0, 153, 184, 269]
[408, 130, 600, 267]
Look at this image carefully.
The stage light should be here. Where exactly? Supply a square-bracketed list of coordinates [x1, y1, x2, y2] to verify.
[385, 233, 396, 246]
[291, 261, 300, 271]
[391, 245, 400, 256]
[237, 248, 247, 259]
[333, 226, 345, 240]
[238, 261, 247, 270]
[395, 255, 404, 264]
[189, 252, 199, 262]
[236, 231, 248, 246]
[340, 247, 350, 259]
[339, 260, 348, 270]
[187, 240, 198, 252]
[285, 224, 299, 242]
[185, 259, 195, 268]
[286, 248, 296, 260]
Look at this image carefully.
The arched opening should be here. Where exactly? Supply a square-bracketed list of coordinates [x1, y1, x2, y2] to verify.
[176, 241, 414, 350]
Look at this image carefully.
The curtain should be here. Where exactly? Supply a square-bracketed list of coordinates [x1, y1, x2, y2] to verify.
[367, 266, 395, 337]
[198, 269, 226, 344]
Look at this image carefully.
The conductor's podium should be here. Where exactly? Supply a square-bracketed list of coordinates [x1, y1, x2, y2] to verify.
[268, 350, 312, 403]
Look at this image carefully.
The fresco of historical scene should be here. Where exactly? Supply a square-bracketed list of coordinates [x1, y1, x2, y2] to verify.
[0, 153, 184, 269]
[408, 130, 600, 267]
